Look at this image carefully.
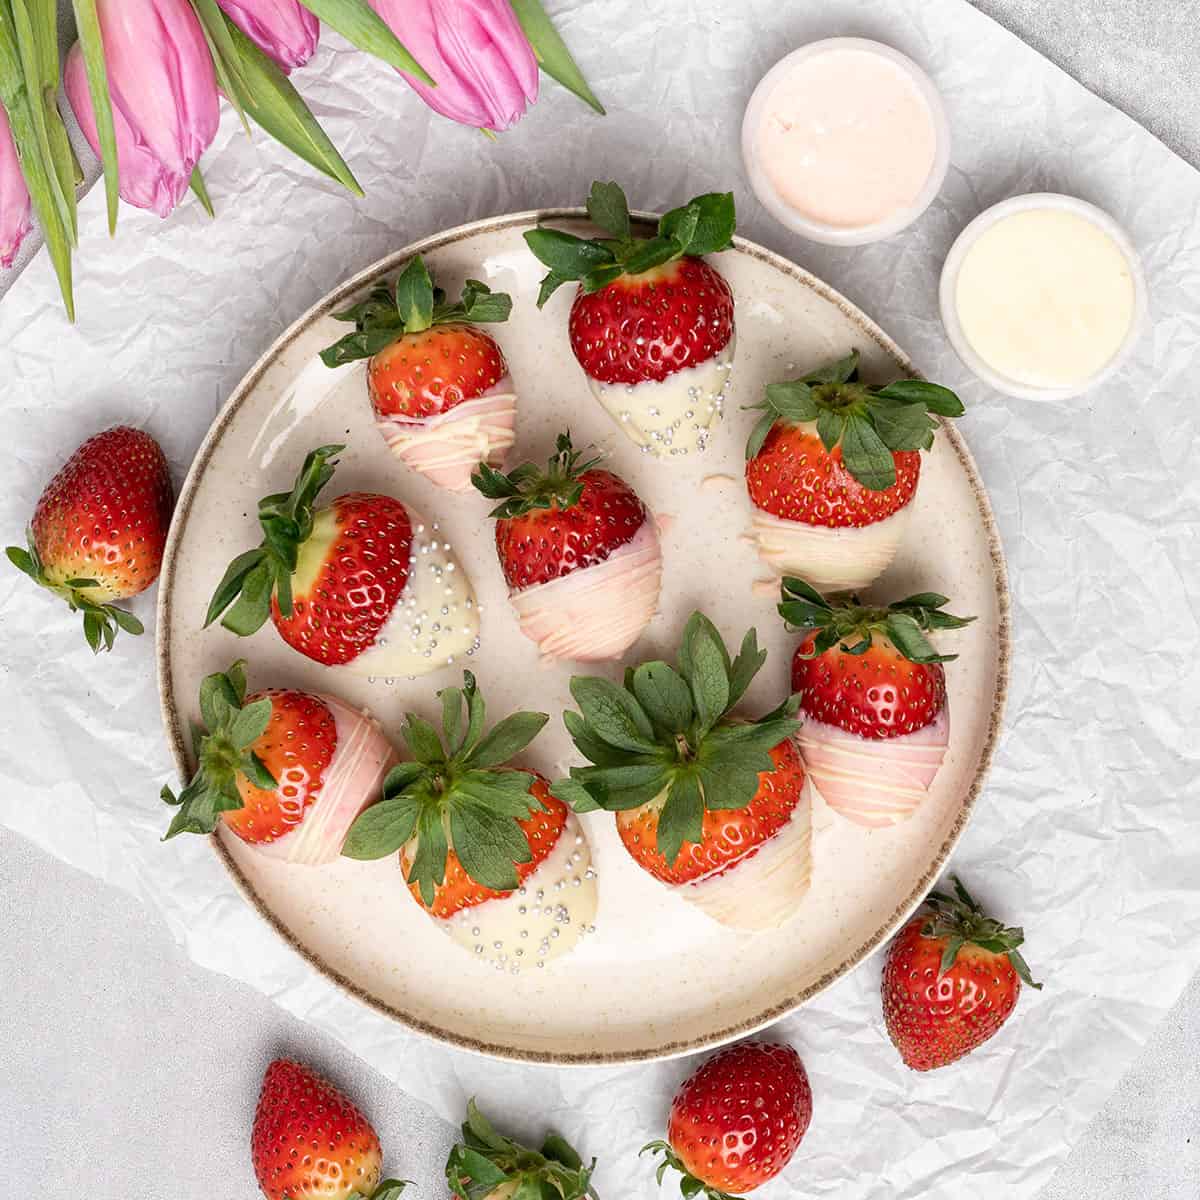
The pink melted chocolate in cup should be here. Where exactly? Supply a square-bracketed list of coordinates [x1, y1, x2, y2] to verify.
[742, 38, 951, 246]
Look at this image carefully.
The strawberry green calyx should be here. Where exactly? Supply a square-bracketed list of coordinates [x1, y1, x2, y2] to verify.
[320, 254, 513, 367]
[342, 672, 550, 905]
[642, 1140, 744, 1200]
[446, 1100, 597, 1200]
[924, 875, 1042, 989]
[779, 577, 975, 665]
[204, 443, 344, 638]
[346, 1182, 408, 1200]
[161, 660, 277, 840]
[525, 180, 736, 307]
[471, 430, 601, 518]
[745, 350, 965, 492]
[552, 612, 801, 866]
[6, 537, 144, 653]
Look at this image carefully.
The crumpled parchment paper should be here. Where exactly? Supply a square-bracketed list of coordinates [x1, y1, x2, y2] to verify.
[2, 2, 1199, 1197]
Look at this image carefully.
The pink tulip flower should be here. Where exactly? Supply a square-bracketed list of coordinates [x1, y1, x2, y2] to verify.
[369, 0, 539, 132]
[218, 0, 320, 72]
[64, 0, 220, 219]
[0, 104, 32, 268]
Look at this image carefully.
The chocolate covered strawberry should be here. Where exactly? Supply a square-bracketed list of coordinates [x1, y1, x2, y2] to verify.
[321, 255, 516, 492]
[526, 181, 736, 457]
[206, 444, 479, 678]
[554, 613, 809, 931]
[344, 672, 597, 971]
[161, 660, 396, 864]
[745, 351, 964, 592]
[645, 1040, 813, 1197]
[446, 1100, 596, 1200]
[6, 426, 173, 651]
[780, 578, 973, 827]
[882, 875, 1040, 1071]
[472, 432, 661, 661]
[251, 1059, 406, 1200]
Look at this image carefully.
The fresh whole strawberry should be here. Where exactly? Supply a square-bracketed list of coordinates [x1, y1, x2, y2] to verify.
[644, 1040, 813, 1198]
[321, 256, 516, 492]
[882, 875, 1041, 1071]
[344, 672, 598, 970]
[446, 1099, 596, 1200]
[744, 351, 964, 592]
[526, 181, 736, 457]
[6, 426, 173, 651]
[472, 432, 662, 661]
[160, 660, 395, 864]
[554, 613, 810, 930]
[251, 1059, 406, 1200]
[205, 444, 480, 677]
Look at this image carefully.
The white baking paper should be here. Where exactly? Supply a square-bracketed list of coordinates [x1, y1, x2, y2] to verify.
[2, 2, 1199, 1197]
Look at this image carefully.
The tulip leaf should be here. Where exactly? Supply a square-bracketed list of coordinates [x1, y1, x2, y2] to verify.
[190, 164, 214, 217]
[70, 0, 119, 233]
[187, 0, 252, 134]
[295, 0, 434, 85]
[0, 10, 75, 318]
[222, 16, 363, 196]
[510, 0, 605, 115]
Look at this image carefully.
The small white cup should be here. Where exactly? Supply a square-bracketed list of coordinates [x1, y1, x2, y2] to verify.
[939, 193, 1148, 401]
[742, 37, 951, 247]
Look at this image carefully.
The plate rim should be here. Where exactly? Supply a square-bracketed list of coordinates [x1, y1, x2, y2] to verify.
[156, 207, 1011, 1065]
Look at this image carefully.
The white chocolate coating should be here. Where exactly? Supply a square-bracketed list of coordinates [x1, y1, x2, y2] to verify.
[347, 509, 481, 680]
[681, 793, 812, 931]
[588, 338, 735, 458]
[375, 379, 517, 493]
[432, 810, 597, 973]
[509, 520, 662, 661]
[750, 501, 912, 593]
[255, 696, 397, 866]
[800, 707, 949, 828]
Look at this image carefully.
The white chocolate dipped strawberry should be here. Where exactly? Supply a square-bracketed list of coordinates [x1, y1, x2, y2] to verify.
[745, 351, 964, 593]
[161, 661, 396, 865]
[321, 256, 516, 493]
[780, 578, 973, 828]
[206, 445, 480, 680]
[344, 673, 597, 972]
[554, 614, 810, 932]
[472, 433, 662, 662]
[526, 182, 736, 459]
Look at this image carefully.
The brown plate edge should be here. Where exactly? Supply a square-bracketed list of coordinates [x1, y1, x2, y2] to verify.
[155, 209, 1012, 1066]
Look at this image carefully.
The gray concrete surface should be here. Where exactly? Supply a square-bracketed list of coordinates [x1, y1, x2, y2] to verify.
[3, 2, 1199, 1197]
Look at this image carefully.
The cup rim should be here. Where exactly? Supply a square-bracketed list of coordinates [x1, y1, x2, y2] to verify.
[741, 36, 952, 247]
[938, 192, 1149, 401]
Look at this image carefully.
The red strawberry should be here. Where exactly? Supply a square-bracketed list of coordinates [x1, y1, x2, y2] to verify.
[567, 256, 734, 386]
[161, 662, 395, 864]
[206, 445, 480, 675]
[321, 254, 513, 420]
[7, 425, 173, 651]
[251, 1059, 400, 1200]
[473, 432, 648, 591]
[745, 350, 964, 527]
[645, 1041, 813, 1196]
[780, 579, 973, 741]
[617, 738, 804, 885]
[526, 182, 736, 381]
[401, 775, 568, 917]
[368, 323, 506, 419]
[882, 875, 1040, 1071]
[556, 613, 805, 893]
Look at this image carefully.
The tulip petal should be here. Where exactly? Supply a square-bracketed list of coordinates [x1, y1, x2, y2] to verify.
[0, 103, 33, 268]
[217, 0, 320, 72]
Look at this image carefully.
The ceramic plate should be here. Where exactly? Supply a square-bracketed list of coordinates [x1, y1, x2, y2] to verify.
[157, 210, 1009, 1064]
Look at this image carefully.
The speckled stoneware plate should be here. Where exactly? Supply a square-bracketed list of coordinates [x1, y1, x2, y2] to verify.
[157, 210, 1009, 1064]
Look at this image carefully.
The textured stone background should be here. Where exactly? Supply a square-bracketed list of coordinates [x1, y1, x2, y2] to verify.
[3, 2, 1198, 1196]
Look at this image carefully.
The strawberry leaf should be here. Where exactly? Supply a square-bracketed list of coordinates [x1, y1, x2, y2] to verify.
[876, 378, 965, 416]
[394, 254, 435, 333]
[655, 770, 703, 864]
[402, 713, 446, 764]
[569, 676, 656, 752]
[550, 776, 601, 813]
[840, 413, 896, 492]
[449, 800, 528, 892]
[586, 179, 630, 240]
[632, 661, 694, 734]
[342, 790, 422, 860]
[467, 711, 549, 769]
[409, 801, 449, 906]
[562, 709, 636, 767]
[666, 192, 736, 256]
